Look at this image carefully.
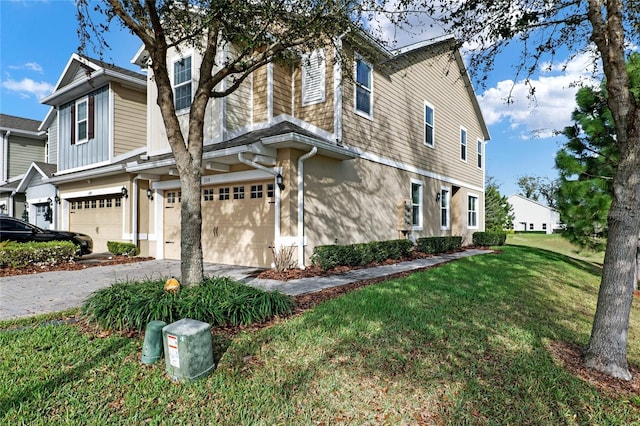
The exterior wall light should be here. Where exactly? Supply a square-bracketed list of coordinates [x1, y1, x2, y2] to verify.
[54, 194, 60, 204]
[436, 192, 441, 202]
[276, 173, 285, 191]
[146, 188, 153, 200]
[121, 186, 129, 198]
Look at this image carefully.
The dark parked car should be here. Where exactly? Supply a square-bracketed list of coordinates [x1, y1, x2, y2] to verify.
[0, 215, 93, 255]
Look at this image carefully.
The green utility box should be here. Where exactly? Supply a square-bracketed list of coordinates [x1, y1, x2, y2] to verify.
[162, 318, 215, 382]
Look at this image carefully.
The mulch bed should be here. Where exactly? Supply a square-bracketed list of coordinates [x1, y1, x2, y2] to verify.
[0, 256, 154, 277]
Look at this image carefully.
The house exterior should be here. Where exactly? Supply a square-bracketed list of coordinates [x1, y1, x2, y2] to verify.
[0, 114, 48, 220]
[127, 33, 489, 268]
[507, 194, 562, 234]
[36, 54, 147, 252]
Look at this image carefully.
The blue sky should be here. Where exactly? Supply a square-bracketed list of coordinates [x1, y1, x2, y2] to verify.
[0, 0, 599, 196]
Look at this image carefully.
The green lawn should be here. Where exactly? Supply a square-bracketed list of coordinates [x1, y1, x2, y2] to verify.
[507, 233, 606, 265]
[2, 245, 639, 424]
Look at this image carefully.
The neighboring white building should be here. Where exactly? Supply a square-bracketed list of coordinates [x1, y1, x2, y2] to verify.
[507, 194, 562, 234]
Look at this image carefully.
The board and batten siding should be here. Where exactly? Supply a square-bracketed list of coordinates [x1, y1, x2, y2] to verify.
[7, 135, 45, 178]
[341, 45, 485, 188]
[58, 85, 110, 172]
[112, 83, 146, 156]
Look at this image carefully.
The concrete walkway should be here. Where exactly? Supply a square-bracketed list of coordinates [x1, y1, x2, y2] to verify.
[0, 249, 491, 321]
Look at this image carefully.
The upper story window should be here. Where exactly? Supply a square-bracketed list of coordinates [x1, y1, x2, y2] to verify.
[477, 139, 483, 168]
[355, 57, 373, 118]
[460, 127, 467, 162]
[71, 95, 94, 145]
[173, 56, 192, 111]
[424, 103, 435, 147]
[411, 180, 423, 229]
[301, 49, 326, 106]
[468, 194, 478, 228]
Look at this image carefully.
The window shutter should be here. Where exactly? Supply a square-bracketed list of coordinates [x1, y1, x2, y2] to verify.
[301, 49, 326, 106]
[88, 95, 95, 139]
[70, 104, 76, 145]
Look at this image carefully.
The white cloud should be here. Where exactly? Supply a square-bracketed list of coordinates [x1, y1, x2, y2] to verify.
[478, 51, 601, 139]
[8, 62, 44, 73]
[2, 77, 54, 100]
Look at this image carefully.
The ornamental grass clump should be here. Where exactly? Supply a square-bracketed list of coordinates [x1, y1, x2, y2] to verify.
[81, 276, 294, 331]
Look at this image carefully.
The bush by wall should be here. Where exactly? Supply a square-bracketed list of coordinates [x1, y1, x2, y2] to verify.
[0, 241, 76, 268]
[472, 231, 507, 246]
[311, 239, 414, 270]
[107, 241, 139, 256]
[415, 236, 462, 254]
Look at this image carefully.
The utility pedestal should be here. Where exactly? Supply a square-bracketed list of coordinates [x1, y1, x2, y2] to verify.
[162, 318, 215, 382]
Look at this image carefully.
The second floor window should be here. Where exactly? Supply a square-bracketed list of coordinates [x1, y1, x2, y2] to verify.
[71, 95, 93, 144]
[174, 56, 192, 111]
[460, 127, 467, 161]
[424, 103, 434, 147]
[77, 99, 88, 142]
[477, 139, 483, 168]
[355, 58, 372, 117]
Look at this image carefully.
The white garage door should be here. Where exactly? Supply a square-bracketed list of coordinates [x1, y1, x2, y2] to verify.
[69, 196, 123, 253]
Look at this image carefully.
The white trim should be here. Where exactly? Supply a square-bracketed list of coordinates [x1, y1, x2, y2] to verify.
[151, 169, 274, 191]
[440, 186, 451, 231]
[347, 146, 484, 193]
[75, 97, 89, 145]
[61, 185, 124, 200]
[410, 178, 424, 231]
[353, 55, 373, 120]
[267, 63, 274, 123]
[467, 192, 479, 229]
[171, 50, 194, 114]
[460, 126, 468, 163]
[424, 101, 435, 148]
[333, 42, 343, 144]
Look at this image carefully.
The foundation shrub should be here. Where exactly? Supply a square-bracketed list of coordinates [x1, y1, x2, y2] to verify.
[107, 241, 139, 256]
[311, 239, 414, 270]
[472, 231, 507, 246]
[0, 241, 76, 268]
[415, 236, 462, 254]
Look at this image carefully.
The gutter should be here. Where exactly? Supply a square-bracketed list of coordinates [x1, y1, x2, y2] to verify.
[297, 147, 317, 269]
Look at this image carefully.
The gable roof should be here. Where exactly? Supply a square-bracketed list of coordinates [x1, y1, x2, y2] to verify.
[15, 162, 57, 193]
[507, 193, 559, 212]
[40, 53, 146, 107]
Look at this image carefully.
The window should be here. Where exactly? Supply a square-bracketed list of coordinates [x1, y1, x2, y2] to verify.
[267, 183, 275, 198]
[91, 200, 97, 209]
[301, 49, 326, 106]
[529, 223, 534, 230]
[468, 195, 478, 228]
[233, 186, 245, 200]
[203, 188, 215, 201]
[440, 188, 450, 229]
[167, 192, 177, 203]
[219, 187, 230, 201]
[75, 98, 88, 144]
[99, 199, 105, 208]
[250, 185, 263, 199]
[542, 223, 547, 231]
[106, 198, 112, 208]
[411, 181, 423, 228]
[173, 56, 192, 111]
[84, 200, 90, 209]
[115, 198, 122, 207]
[460, 127, 467, 161]
[477, 139, 483, 168]
[424, 103, 434, 147]
[355, 58, 372, 117]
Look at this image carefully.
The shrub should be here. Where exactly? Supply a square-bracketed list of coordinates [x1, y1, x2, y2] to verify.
[0, 241, 76, 268]
[472, 231, 507, 246]
[107, 241, 139, 256]
[415, 236, 462, 254]
[81, 276, 294, 331]
[311, 239, 414, 270]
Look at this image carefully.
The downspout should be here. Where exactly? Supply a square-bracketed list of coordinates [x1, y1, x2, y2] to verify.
[1, 130, 10, 183]
[297, 147, 317, 269]
[237, 152, 282, 252]
[132, 176, 142, 246]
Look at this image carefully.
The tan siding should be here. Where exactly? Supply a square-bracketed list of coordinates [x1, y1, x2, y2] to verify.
[341, 44, 484, 189]
[253, 67, 268, 123]
[112, 83, 146, 156]
[292, 48, 334, 133]
[226, 74, 253, 132]
[7, 135, 45, 178]
[272, 63, 292, 117]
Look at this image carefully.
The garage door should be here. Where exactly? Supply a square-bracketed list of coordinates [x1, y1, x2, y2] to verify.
[163, 182, 275, 267]
[69, 195, 123, 253]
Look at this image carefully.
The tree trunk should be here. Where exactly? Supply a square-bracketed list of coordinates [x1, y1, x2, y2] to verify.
[178, 167, 204, 286]
[636, 242, 640, 291]
[583, 122, 640, 381]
